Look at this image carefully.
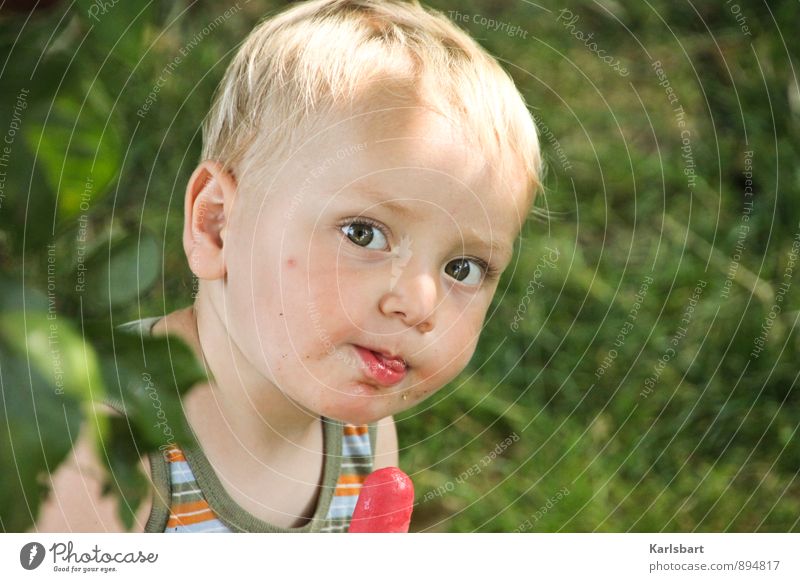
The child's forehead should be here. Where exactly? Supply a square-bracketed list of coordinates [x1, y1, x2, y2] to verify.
[296, 102, 525, 195]
[237, 92, 532, 230]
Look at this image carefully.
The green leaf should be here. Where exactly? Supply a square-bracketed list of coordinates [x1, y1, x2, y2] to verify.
[0, 88, 57, 251]
[0, 310, 105, 405]
[75, 0, 158, 66]
[0, 328, 83, 532]
[79, 230, 161, 312]
[24, 90, 122, 223]
[0, 279, 48, 313]
[88, 321, 205, 452]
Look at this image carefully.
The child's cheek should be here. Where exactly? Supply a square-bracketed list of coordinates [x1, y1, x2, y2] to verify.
[419, 322, 481, 394]
[299, 255, 346, 333]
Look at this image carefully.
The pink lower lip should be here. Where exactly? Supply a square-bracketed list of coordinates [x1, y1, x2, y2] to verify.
[354, 346, 407, 387]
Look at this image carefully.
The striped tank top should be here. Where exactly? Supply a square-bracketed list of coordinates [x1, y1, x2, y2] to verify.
[118, 317, 377, 533]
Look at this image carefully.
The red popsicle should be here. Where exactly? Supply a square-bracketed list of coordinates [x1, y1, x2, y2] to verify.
[348, 467, 414, 533]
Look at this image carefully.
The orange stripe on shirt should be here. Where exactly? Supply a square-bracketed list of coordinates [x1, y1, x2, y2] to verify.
[334, 473, 367, 497]
[170, 499, 213, 516]
[343, 424, 369, 436]
[167, 499, 216, 527]
[335, 487, 362, 497]
[336, 474, 367, 485]
[167, 508, 217, 527]
[164, 448, 186, 462]
[167, 511, 216, 526]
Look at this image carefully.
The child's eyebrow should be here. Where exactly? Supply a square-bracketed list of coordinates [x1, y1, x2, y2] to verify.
[352, 187, 420, 219]
[460, 227, 513, 263]
[354, 188, 512, 261]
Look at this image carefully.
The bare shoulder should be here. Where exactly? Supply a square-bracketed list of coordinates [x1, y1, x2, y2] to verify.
[34, 404, 154, 533]
[373, 415, 399, 470]
[151, 306, 201, 352]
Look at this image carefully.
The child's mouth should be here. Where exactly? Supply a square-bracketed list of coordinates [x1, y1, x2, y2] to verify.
[353, 346, 407, 387]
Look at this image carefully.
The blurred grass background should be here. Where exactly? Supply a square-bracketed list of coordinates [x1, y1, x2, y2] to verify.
[1, 0, 798, 531]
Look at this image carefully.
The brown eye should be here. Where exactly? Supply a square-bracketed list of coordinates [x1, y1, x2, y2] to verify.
[341, 221, 388, 250]
[445, 258, 484, 286]
[445, 258, 469, 280]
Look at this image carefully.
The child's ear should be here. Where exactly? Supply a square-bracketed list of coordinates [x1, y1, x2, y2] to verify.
[183, 160, 238, 280]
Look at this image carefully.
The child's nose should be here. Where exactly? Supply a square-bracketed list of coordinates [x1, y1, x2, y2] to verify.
[378, 268, 437, 333]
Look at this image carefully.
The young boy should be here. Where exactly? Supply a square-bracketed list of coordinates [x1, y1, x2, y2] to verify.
[37, 0, 541, 532]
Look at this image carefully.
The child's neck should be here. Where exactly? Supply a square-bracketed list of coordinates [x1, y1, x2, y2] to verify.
[156, 295, 320, 457]
[152, 293, 328, 528]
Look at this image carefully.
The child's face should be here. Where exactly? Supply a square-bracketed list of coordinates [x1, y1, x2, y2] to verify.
[222, 103, 531, 425]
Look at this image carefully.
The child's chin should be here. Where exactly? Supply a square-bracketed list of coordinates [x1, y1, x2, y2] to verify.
[325, 403, 385, 426]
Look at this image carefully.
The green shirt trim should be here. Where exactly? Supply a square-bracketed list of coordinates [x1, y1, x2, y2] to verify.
[176, 417, 342, 532]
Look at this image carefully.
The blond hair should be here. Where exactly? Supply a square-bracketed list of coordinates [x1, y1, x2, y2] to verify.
[202, 0, 541, 199]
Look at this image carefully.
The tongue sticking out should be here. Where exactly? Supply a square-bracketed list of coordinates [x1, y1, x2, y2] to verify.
[348, 467, 415, 533]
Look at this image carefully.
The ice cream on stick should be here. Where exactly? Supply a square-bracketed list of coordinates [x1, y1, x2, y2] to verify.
[348, 467, 414, 533]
